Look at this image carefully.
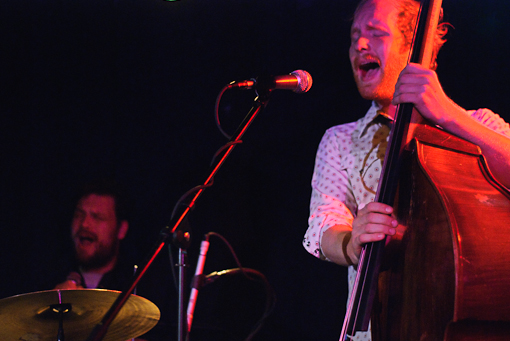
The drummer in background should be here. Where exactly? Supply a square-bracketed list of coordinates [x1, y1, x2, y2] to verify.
[55, 179, 130, 290]
[53, 179, 174, 341]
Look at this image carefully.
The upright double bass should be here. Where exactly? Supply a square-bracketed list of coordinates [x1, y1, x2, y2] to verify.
[340, 0, 510, 340]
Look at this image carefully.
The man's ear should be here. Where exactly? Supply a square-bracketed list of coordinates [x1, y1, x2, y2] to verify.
[117, 220, 129, 240]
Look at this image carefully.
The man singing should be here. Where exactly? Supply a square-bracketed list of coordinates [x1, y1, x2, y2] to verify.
[303, 0, 510, 339]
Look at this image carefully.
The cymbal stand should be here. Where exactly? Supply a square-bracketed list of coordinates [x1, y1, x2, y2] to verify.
[52, 290, 72, 341]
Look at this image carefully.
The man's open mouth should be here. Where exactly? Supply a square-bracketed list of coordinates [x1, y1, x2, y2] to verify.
[359, 61, 380, 79]
[79, 236, 95, 243]
[75, 232, 97, 245]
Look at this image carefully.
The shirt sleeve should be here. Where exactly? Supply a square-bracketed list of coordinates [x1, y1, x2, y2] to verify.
[468, 108, 510, 137]
[303, 127, 357, 260]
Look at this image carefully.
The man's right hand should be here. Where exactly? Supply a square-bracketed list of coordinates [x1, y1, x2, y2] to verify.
[321, 202, 398, 267]
[350, 202, 397, 258]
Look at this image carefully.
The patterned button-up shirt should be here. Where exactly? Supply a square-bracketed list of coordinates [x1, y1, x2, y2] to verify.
[303, 101, 510, 340]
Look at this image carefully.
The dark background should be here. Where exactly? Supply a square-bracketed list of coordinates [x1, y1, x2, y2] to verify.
[1, 0, 509, 340]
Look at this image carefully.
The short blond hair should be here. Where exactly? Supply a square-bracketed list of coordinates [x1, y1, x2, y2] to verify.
[354, 0, 449, 69]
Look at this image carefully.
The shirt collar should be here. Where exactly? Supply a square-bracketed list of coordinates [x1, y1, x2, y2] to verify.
[355, 101, 392, 138]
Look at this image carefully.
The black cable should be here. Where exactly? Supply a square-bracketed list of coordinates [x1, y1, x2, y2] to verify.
[215, 84, 232, 139]
[202, 232, 276, 341]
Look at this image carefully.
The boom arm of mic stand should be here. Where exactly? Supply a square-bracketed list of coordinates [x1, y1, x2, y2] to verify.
[85, 93, 271, 341]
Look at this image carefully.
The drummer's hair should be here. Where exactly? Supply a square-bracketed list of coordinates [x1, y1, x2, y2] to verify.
[75, 178, 131, 223]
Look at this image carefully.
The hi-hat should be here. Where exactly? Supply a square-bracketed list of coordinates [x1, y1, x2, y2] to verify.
[0, 289, 160, 341]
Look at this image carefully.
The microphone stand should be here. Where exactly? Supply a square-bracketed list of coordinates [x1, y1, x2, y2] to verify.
[85, 89, 272, 341]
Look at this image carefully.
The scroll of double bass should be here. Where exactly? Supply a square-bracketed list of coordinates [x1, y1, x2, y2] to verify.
[341, 0, 510, 340]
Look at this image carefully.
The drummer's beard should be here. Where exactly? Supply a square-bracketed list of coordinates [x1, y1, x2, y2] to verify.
[75, 239, 120, 272]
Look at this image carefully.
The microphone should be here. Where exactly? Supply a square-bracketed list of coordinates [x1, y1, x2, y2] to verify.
[227, 70, 313, 93]
[67, 272, 83, 286]
[65, 271, 84, 288]
[186, 237, 210, 333]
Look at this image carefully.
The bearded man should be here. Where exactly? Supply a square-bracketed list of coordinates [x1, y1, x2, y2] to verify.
[53, 179, 174, 341]
[55, 180, 130, 290]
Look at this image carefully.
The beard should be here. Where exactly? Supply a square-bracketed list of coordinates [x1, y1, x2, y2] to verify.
[351, 44, 409, 109]
[356, 59, 406, 108]
[75, 240, 119, 271]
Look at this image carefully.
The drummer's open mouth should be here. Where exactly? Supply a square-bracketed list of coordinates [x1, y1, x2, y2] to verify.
[79, 236, 95, 243]
[75, 232, 97, 244]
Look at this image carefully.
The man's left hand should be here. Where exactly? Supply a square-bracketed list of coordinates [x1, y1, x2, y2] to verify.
[392, 62, 466, 127]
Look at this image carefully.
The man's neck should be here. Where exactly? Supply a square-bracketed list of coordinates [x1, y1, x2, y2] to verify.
[376, 101, 397, 120]
[80, 255, 118, 275]
[79, 271, 103, 289]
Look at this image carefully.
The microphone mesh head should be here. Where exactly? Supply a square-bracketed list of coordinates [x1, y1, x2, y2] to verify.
[67, 272, 83, 286]
[291, 70, 313, 93]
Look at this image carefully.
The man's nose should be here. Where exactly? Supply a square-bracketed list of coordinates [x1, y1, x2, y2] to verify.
[80, 214, 92, 228]
[353, 36, 370, 51]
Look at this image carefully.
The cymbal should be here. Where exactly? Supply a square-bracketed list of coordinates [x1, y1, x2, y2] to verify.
[0, 289, 160, 341]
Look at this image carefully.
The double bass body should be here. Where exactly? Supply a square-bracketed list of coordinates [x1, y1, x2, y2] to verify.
[372, 124, 510, 340]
